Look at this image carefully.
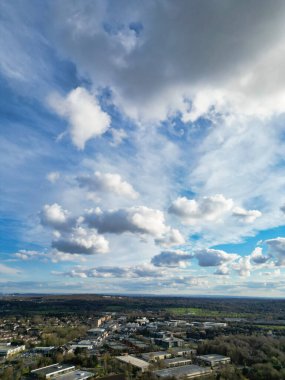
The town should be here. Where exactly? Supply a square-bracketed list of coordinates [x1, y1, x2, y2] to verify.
[0, 295, 285, 379]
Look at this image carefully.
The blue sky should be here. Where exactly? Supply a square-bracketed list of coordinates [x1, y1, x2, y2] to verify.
[1, 0, 285, 296]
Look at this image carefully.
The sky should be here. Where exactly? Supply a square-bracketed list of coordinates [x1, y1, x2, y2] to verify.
[1, 0, 285, 297]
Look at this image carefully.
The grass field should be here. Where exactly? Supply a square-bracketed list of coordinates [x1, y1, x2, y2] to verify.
[166, 307, 249, 318]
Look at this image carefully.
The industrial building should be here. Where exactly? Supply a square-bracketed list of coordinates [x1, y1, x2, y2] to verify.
[31, 363, 75, 379]
[163, 356, 192, 368]
[142, 351, 172, 361]
[196, 354, 231, 367]
[52, 369, 94, 380]
[116, 355, 149, 373]
[153, 364, 212, 379]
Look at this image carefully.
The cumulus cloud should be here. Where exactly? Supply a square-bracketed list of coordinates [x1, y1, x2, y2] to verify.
[265, 237, 285, 266]
[151, 250, 192, 268]
[77, 171, 139, 199]
[155, 228, 185, 248]
[85, 206, 173, 240]
[214, 265, 230, 276]
[169, 194, 233, 223]
[48, 87, 111, 149]
[232, 256, 252, 277]
[194, 248, 239, 267]
[40, 203, 71, 230]
[232, 207, 262, 223]
[52, 226, 109, 255]
[250, 247, 270, 265]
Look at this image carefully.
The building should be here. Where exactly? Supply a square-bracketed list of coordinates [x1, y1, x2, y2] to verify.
[0, 344, 25, 358]
[163, 356, 192, 368]
[142, 351, 172, 362]
[31, 363, 75, 379]
[155, 336, 184, 349]
[171, 348, 197, 357]
[33, 347, 55, 356]
[116, 355, 149, 373]
[153, 364, 212, 379]
[51, 370, 94, 380]
[196, 354, 231, 367]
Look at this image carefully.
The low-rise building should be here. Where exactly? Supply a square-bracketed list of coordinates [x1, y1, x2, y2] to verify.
[164, 356, 192, 368]
[52, 370, 94, 380]
[196, 354, 231, 367]
[116, 355, 149, 373]
[31, 363, 75, 379]
[153, 364, 212, 379]
[171, 348, 197, 357]
[142, 351, 172, 362]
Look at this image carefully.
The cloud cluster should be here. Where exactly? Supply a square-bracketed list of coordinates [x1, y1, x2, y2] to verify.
[48, 87, 111, 149]
[52, 226, 109, 255]
[50, 1, 285, 123]
[77, 171, 139, 199]
[151, 250, 192, 268]
[265, 237, 285, 266]
[60, 264, 166, 279]
[194, 248, 239, 267]
[85, 206, 183, 246]
[169, 194, 261, 225]
[169, 194, 233, 223]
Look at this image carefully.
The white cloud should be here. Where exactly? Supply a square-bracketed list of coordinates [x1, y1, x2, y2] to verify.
[14, 250, 44, 260]
[46, 171, 60, 183]
[232, 256, 252, 277]
[77, 171, 139, 199]
[52, 226, 109, 255]
[0, 263, 21, 275]
[109, 128, 127, 146]
[194, 248, 239, 267]
[265, 237, 285, 266]
[169, 194, 233, 224]
[215, 265, 230, 276]
[232, 207, 262, 223]
[61, 263, 166, 279]
[155, 228, 185, 248]
[250, 247, 270, 265]
[40, 203, 71, 230]
[85, 206, 170, 239]
[151, 250, 192, 268]
[48, 87, 111, 149]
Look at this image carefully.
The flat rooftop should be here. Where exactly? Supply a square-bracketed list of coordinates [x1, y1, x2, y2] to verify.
[154, 364, 212, 378]
[164, 356, 192, 364]
[31, 363, 75, 377]
[54, 370, 94, 380]
[197, 354, 230, 361]
[116, 355, 149, 369]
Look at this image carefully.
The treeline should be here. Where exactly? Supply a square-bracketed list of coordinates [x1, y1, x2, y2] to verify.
[198, 335, 285, 380]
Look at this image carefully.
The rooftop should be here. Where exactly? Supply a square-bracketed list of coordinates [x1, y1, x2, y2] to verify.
[116, 355, 149, 369]
[197, 354, 231, 362]
[153, 364, 212, 378]
[54, 370, 94, 380]
[31, 363, 75, 377]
